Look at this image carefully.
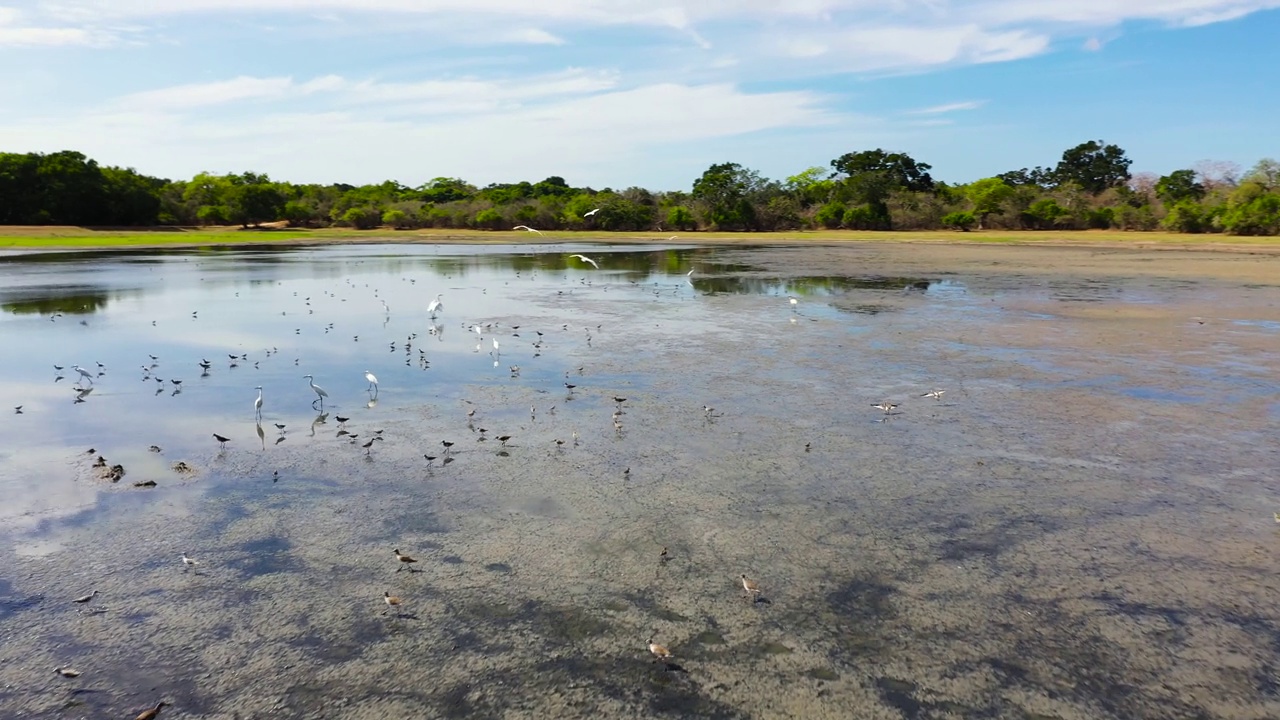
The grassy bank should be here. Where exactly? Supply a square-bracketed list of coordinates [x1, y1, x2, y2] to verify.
[1, 225, 1278, 250]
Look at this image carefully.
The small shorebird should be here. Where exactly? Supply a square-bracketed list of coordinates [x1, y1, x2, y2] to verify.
[383, 592, 402, 614]
[921, 389, 946, 401]
[659, 547, 669, 563]
[871, 402, 898, 415]
[135, 701, 169, 720]
[394, 549, 418, 571]
[335, 416, 350, 427]
[181, 553, 199, 570]
[648, 634, 673, 661]
[149, 445, 162, 453]
[613, 396, 627, 405]
[72, 590, 98, 604]
[740, 574, 762, 599]
[497, 435, 512, 447]
[212, 433, 230, 449]
[362, 437, 378, 455]
[54, 666, 82, 678]
[441, 440, 454, 451]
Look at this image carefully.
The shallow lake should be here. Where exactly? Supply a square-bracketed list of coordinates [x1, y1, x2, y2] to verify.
[1, 242, 1278, 719]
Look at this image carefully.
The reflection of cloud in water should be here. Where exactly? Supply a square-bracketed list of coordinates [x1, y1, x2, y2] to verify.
[0, 445, 104, 531]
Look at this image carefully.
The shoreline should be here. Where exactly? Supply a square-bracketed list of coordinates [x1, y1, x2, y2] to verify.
[2, 226, 1280, 254]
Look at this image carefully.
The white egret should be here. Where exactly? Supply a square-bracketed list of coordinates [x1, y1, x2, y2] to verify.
[789, 296, 798, 311]
[71, 365, 94, 384]
[253, 386, 263, 418]
[583, 208, 601, 217]
[492, 338, 500, 355]
[513, 225, 543, 235]
[364, 370, 378, 393]
[427, 293, 443, 318]
[303, 374, 328, 408]
[570, 254, 600, 269]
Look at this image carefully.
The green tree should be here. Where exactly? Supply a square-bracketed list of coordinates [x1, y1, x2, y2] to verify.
[472, 208, 504, 229]
[1154, 169, 1205, 205]
[784, 166, 834, 207]
[229, 181, 285, 227]
[1162, 200, 1207, 233]
[814, 201, 846, 229]
[341, 207, 382, 230]
[963, 177, 1014, 227]
[665, 206, 695, 231]
[282, 200, 318, 227]
[1220, 182, 1280, 235]
[1054, 140, 1131, 194]
[941, 211, 976, 231]
[417, 177, 476, 204]
[1023, 199, 1067, 229]
[382, 209, 409, 228]
[828, 149, 934, 229]
[691, 162, 763, 230]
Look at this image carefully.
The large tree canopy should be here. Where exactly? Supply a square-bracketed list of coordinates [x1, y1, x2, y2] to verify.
[1054, 140, 1132, 194]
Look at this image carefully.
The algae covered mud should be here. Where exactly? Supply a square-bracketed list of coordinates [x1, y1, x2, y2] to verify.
[1, 243, 1278, 719]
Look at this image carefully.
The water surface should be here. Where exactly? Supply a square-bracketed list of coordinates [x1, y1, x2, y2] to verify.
[2, 242, 1278, 719]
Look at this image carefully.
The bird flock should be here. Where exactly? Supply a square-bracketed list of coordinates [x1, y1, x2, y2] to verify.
[23, 248, 964, 715]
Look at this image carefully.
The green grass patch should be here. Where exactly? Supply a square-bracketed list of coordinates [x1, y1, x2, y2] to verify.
[0, 226, 1276, 249]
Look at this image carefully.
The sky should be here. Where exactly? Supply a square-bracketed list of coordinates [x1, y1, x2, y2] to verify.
[1, 0, 1278, 191]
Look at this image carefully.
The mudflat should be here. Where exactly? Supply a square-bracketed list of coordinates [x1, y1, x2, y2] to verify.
[1, 242, 1277, 719]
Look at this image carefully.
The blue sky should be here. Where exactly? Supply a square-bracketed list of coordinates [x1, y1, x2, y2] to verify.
[1, 0, 1277, 190]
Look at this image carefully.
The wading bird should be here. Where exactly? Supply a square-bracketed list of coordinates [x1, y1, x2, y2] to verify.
[253, 386, 263, 418]
[304, 374, 328, 409]
[135, 701, 169, 720]
[364, 370, 378, 394]
[583, 208, 601, 217]
[71, 365, 94, 384]
[570, 254, 599, 269]
[513, 225, 543, 235]
[427, 293, 443, 318]
[394, 549, 418, 571]
[213, 433, 230, 449]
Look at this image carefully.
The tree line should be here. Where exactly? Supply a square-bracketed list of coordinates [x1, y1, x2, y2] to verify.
[1, 143, 1278, 235]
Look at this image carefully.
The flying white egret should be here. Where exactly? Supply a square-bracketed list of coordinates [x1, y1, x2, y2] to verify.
[303, 374, 328, 408]
[427, 293, 443, 318]
[570, 254, 600, 269]
[364, 370, 378, 393]
[254, 386, 263, 418]
[513, 225, 543, 235]
[71, 365, 94, 384]
[583, 208, 601, 217]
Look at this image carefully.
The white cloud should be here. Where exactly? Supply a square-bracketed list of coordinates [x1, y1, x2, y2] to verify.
[498, 28, 566, 45]
[0, 4, 97, 46]
[114, 76, 295, 110]
[0, 76, 834, 187]
[908, 100, 986, 115]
